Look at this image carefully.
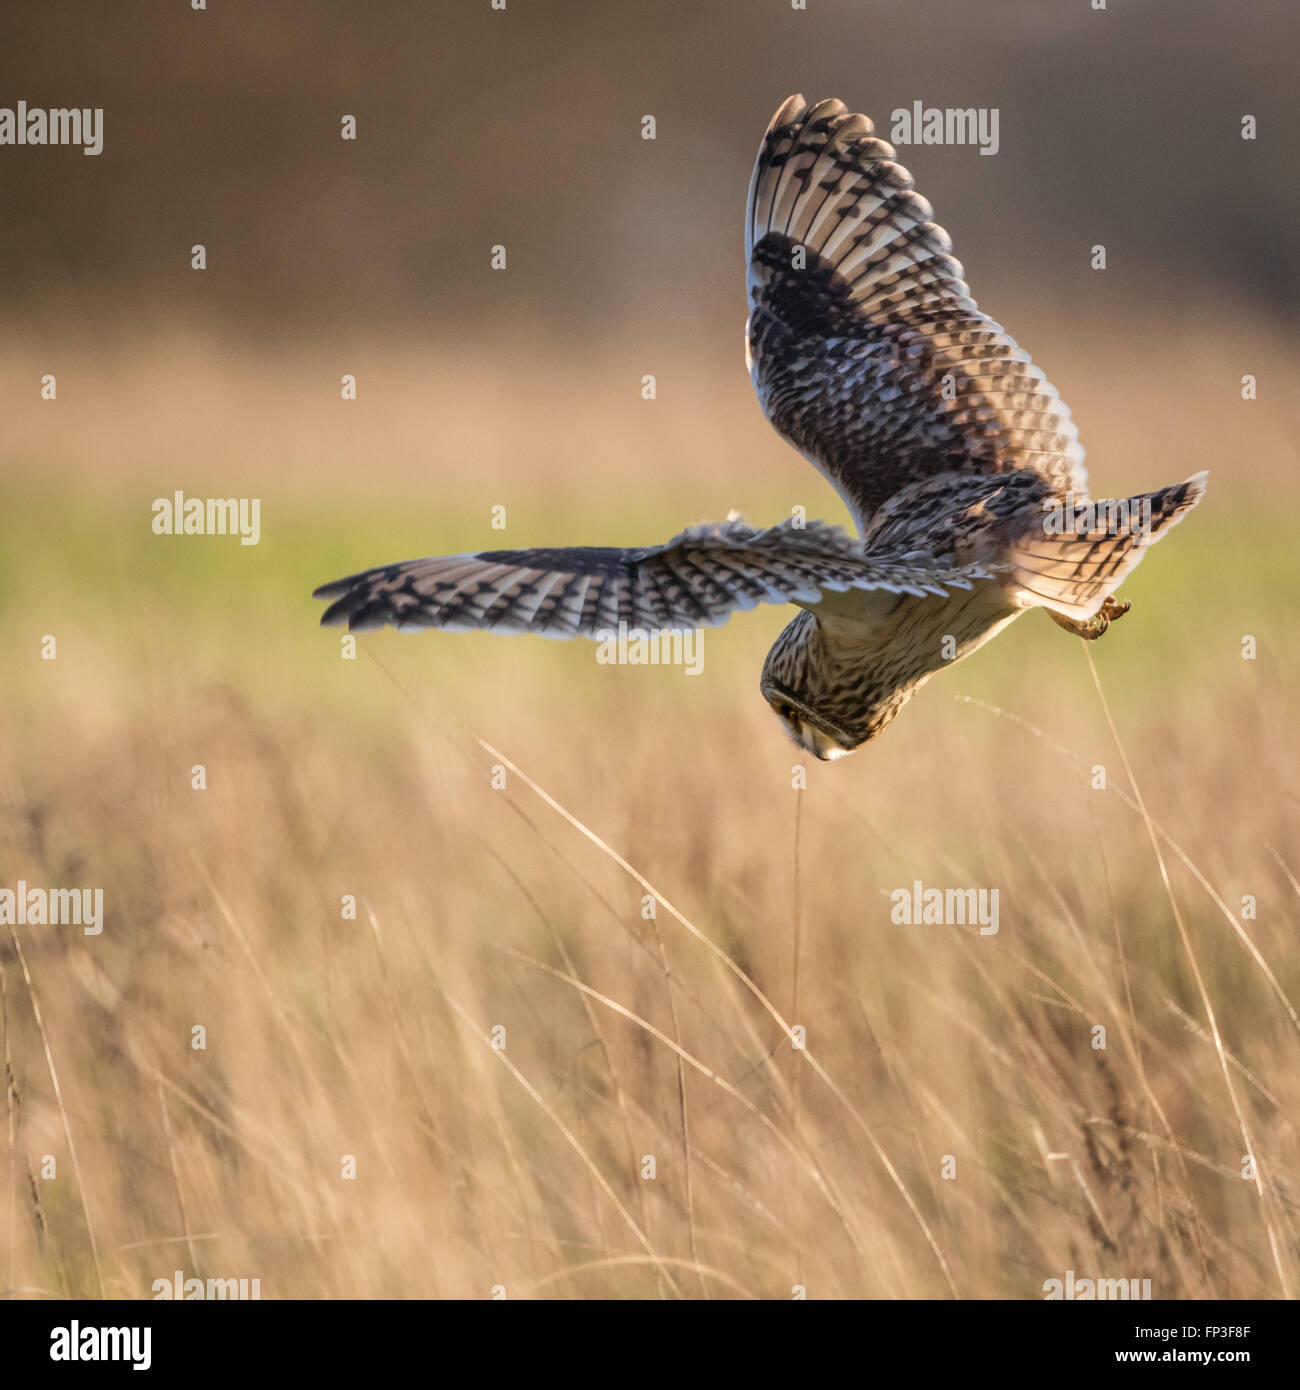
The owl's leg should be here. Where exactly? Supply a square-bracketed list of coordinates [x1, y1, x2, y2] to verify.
[1049, 595, 1132, 641]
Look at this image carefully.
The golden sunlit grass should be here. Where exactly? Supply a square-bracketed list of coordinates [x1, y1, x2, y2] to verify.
[1, 322, 1297, 1299]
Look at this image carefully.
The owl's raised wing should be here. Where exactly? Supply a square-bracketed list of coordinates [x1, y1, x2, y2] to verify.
[314, 518, 996, 638]
[747, 95, 1088, 534]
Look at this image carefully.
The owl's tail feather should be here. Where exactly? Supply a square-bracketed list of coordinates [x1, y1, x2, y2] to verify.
[1008, 471, 1208, 619]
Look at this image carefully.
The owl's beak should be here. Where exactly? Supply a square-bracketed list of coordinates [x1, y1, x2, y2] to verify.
[799, 720, 854, 761]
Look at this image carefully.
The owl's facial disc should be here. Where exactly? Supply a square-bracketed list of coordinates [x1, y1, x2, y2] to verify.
[762, 686, 857, 761]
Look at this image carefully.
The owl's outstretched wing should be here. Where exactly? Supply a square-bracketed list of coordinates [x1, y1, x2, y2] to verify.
[747, 95, 1088, 533]
[314, 518, 996, 638]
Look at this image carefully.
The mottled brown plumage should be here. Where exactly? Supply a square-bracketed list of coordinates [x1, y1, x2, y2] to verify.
[315, 95, 1207, 759]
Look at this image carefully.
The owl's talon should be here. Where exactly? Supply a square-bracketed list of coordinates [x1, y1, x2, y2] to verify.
[1104, 597, 1131, 622]
[1050, 595, 1131, 640]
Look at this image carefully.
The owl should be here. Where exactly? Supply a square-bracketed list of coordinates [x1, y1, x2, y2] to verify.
[315, 95, 1206, 760]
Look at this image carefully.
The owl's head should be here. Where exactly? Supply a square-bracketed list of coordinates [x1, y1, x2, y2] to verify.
[760, 609, 911, 760]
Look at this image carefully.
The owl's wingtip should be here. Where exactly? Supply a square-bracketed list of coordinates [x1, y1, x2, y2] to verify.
[1179, 469, 1210, 511]
[768, 93, 808, 128]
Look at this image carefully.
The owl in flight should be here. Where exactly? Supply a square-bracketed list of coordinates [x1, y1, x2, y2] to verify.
[315, 95, 1206, 759]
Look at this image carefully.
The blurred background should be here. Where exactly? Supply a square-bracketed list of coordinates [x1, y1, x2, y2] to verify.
[0, 0, 1297, 1300]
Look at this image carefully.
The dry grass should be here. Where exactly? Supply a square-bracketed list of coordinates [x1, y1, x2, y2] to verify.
[1, 319, 1297, 1299]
